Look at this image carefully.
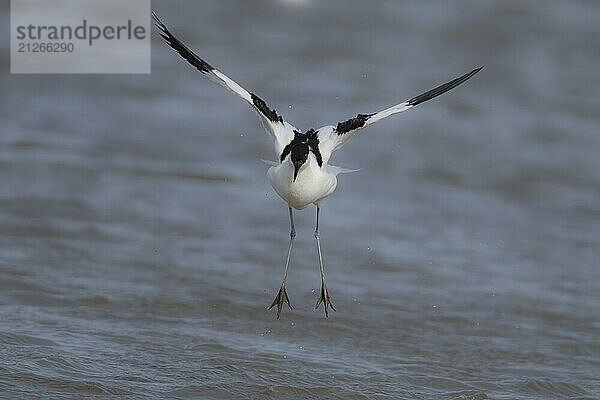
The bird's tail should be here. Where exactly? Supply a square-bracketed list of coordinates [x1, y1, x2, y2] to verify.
[262, 159, 359, 175]
[327, 165, 360, 175]
[261, 159, 279, 167]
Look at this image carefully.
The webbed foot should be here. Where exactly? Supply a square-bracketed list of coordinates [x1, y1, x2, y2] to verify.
[315, 280, 336, 318]
[268, 284, 292, 319]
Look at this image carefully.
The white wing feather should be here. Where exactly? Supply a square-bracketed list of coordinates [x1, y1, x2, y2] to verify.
[153, 13, 295, 156]
[317, 66, 484, 162]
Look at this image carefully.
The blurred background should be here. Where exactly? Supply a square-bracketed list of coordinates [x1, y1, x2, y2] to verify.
[1, 1, 599, 398]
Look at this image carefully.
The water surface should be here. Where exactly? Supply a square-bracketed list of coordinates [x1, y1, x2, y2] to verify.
[1, 1, 599, 398]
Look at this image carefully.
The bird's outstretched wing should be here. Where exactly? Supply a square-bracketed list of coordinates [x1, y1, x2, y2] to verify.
[317, 66, 483, 157]
[153, 13, 295, 154]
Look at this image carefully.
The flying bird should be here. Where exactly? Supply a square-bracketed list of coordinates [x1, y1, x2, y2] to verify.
[153, 13, 482, 318]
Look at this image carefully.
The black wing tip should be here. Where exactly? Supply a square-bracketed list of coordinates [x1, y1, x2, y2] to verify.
[151, 11, 214, 74]
[470, 65, 485, 78]
[151, 11, 166, 31]
[152, 12, 170, 40]
[151, 11, 176, 45]
[407, 65, 484, 107]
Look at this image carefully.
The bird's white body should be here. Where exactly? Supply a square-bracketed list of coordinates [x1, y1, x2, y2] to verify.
[267, 155, 338, 210]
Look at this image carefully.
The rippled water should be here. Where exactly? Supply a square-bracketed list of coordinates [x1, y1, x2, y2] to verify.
[1, 1, 599, 398]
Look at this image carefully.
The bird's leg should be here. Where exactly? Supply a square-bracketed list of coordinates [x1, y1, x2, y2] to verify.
[314, 206, 336, 317]
[268, 207, 295, 319]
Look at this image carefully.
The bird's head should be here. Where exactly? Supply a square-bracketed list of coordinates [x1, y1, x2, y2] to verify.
[290, 143, 309, 182]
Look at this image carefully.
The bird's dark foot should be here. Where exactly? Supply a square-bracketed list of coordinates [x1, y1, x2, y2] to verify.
[315, 280, 336, 318]
[268, 284, 292, 319]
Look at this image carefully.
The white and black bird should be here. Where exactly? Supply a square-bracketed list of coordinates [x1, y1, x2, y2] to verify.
[153, 13, 482, 318]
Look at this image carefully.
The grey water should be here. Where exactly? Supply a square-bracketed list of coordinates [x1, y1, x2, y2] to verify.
[1, 1, 599, 398]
